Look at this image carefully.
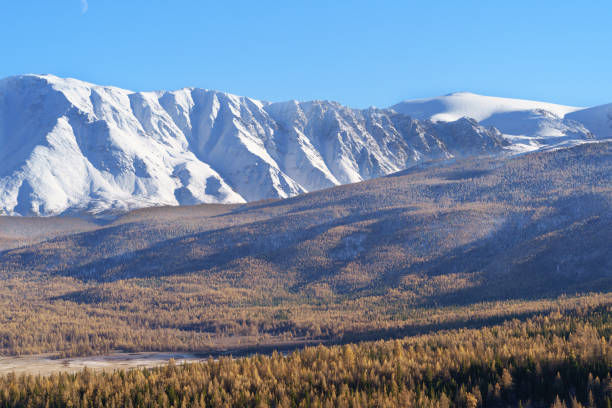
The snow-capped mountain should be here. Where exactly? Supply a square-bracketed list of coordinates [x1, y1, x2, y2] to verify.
[391, 92, 582, 123]
[0, 75, 506, 216]
[0, 75, 608, 216]
[391, 92, 607, 153]
[566, 103, 612, 139]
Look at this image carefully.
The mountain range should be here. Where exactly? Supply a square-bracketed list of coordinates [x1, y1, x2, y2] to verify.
[1, 74, 611, 216]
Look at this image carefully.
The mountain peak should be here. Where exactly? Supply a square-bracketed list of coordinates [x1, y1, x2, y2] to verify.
[0, 75, 511, 216]
[0, 74, 608, 216]
[444, 91, 477, 97]
[392, 92, 584, 128]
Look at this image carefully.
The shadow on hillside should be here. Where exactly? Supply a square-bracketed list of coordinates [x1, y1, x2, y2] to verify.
[5, 185, 612, 309]
[338, 309, 546, 344]
[318, 191, 612, 307]
[52, 206, 414, 282]
[401, 194, 612, 307]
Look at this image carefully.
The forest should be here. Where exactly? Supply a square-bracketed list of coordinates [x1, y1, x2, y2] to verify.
[1, 297, 612, 407]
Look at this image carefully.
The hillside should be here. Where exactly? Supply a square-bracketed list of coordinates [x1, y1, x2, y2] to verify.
[1, 141, 611, 356]
[3, 141, 611, 293]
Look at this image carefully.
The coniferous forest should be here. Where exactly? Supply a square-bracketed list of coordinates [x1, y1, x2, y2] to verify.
[1, 300, 612, 407]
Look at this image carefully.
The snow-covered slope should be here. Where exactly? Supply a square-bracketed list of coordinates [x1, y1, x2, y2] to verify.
[0, 75, 505, 216]
[0, 75, 245, 216]
[566, 103, 612, 139]
[392, 92, 581, 123]
[391, 92, 599, 146]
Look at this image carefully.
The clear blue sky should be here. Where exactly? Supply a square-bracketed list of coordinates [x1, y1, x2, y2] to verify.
[1, 1, 610, 108]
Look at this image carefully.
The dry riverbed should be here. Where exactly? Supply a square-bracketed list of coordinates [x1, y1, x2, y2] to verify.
[0, 340, 325, 376]
[0, 352, 209, 376]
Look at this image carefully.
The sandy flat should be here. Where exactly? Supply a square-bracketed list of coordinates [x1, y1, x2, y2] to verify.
[0, 352, 209, 376]
[0, 340, 323, 376]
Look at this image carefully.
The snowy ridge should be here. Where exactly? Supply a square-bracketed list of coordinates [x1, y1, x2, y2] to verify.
[0, 75, 506, 216]
[566, 103, 612, 139]
[391, 92, 611, 154]
[0, 75, 608, 216]
[391, 92, 582, 123]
